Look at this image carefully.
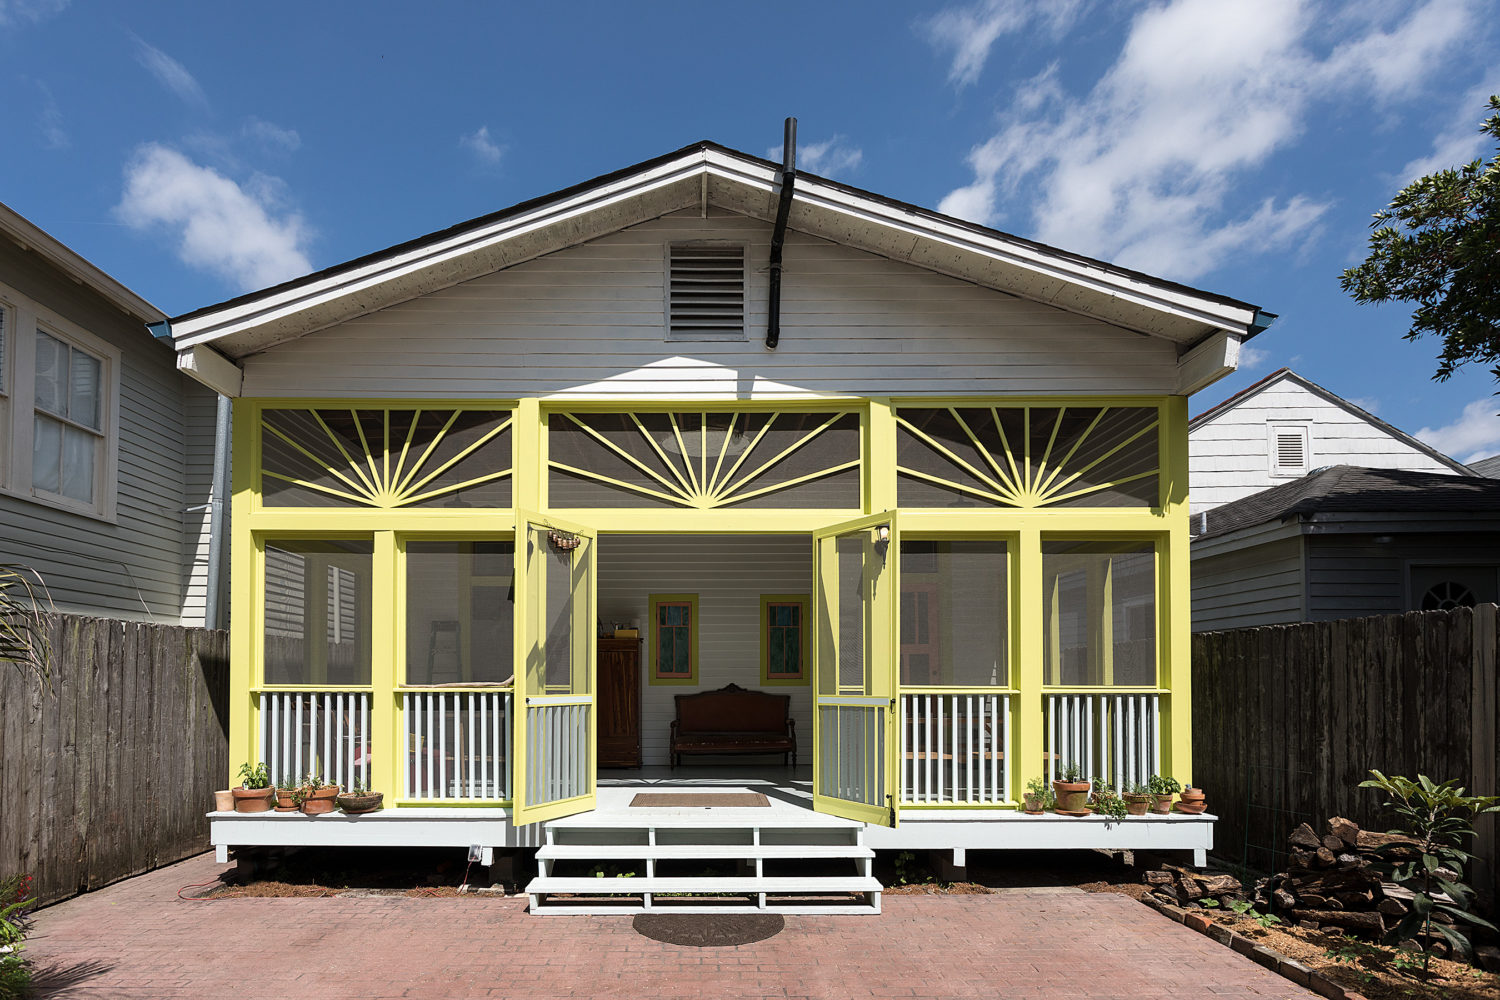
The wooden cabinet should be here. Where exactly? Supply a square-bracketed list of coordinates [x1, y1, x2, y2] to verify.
[597, 637, 642, 767]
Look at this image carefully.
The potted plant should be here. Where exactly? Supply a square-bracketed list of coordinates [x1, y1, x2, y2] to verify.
[1177, 785, 1207, 814]
[212, 788, 234, 812]
[1122, 780, 1152, 816]
[1022, 776, 1053, 814]
[274, 776, 298, 812]
[231, 762, 274, 812]
[297, 774, 340, 815]
[338, 779, 384, 814]
[1147, 774, 1181, 814]
[1091, 780, 1129, 822]
[1052, 762, 1091, 815]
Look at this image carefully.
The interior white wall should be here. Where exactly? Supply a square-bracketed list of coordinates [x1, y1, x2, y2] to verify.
[596, 534, 813, 767]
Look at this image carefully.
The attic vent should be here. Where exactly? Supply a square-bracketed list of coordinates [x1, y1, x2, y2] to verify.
[1270, 425, 1309, 476]
[668, 244, 745, 340]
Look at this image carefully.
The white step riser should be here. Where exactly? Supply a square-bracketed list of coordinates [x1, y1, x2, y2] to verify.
[537, 845, 874, 861]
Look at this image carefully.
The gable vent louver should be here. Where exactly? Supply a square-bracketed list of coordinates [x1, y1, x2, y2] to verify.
[669, 245, 745, 338]
[1276, 432, 1305, 471]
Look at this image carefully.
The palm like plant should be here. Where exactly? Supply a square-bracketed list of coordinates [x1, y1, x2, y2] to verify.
[0, 565, 52, 690]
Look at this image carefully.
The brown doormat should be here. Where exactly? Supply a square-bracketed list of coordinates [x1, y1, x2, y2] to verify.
[628, 792, 770, 808]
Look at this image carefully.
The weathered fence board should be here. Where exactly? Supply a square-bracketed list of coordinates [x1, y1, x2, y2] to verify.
[1194, 605, 1499, 903]
[0, 614, 229, 906]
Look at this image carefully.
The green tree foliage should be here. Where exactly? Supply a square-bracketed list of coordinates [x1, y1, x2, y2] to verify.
[1340, 96, 1500, 381]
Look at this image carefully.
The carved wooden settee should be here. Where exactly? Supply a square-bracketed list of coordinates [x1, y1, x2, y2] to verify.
[669, 683, 797, 767]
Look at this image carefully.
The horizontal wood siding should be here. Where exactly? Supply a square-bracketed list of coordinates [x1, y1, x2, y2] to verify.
[0, 238, 209, 624]
[1190, 378, 1456, 513]
[1191, 536, 1304, 630]
[1306, 533, 1500, 621]
[240, 210, 1180, 399]
[0, 614, 229, 905]
[597, 534, 812, 766]
[1193, 607, 1498, 905]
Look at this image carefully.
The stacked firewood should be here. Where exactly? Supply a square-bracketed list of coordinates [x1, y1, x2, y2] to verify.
[1143, 865, 1246, 908]
[1251, 816, 1421, 937]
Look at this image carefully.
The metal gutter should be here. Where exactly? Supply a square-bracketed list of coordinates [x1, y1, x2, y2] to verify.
[203, 395, 232, 630]
[765, 117, 796, 351]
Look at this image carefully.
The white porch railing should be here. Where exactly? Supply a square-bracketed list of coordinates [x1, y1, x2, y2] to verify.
[816, 700, 888, 809]
[523, 696, 590, 808]
[258, 691, 370, 789]
[403, 690, 512, 801]
[900, 692, 1010, 805]
[1045, 693, 1160, 789]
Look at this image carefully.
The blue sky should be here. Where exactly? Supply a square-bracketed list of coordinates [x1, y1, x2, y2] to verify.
[2, 1, 1498, 457]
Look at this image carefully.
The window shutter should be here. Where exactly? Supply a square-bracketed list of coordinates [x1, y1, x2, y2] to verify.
[668, 245, 744, 337]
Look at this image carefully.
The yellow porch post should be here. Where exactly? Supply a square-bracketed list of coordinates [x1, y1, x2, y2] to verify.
[866, 398, 896, 513]
[1161, 395, 1192, 785]
[515, 398, 543, 511]
[1015, 523, 1043, 799]
[228, 400, 258, 783]
[370, 530, 398, 798]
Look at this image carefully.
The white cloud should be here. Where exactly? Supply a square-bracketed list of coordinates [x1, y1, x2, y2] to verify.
[937, 0, 1474, 281]
[35, 80, 67, 149]
[0, 0, 68, 28]
[1238, 344, 1271, 372]
[243, 117, 300, 153]
[1416, 397, 1500, 463]
[922, 0, 1084, 87]
[765, 134, 864, 177]
[115, 144, 312, 291]
[133, 36, 208, 109]
[460, 125, 504, 166]
[1399, 77, 1500, 183]
[1346, 396, 1381, 416]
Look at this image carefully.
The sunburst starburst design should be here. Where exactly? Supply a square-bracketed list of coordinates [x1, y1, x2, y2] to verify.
[260, 407, 513, 508]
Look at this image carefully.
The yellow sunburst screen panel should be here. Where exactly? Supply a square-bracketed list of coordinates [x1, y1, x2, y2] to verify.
[895, 406, 1160, 509]
[547, 409, 861, 510]
[260, 407, 513, 509]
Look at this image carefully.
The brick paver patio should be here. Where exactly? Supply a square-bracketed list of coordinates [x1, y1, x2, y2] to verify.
[24, 853, 1312, 999]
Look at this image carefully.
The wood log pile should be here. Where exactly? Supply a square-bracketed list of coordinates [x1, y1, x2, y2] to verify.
[1143, 865, 1246, 908]
[1251, 816, 1424, 939]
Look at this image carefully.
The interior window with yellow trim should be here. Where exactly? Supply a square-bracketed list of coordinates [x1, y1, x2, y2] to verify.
[1041, 540, 1156, 687]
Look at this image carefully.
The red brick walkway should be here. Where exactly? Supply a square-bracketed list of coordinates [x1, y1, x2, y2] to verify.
[25, 853, 1311, 999]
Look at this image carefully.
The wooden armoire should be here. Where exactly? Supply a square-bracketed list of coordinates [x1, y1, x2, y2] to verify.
[597, 637, 642, 767]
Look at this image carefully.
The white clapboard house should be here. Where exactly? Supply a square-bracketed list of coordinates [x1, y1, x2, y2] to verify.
[158, 138, 1273, 913]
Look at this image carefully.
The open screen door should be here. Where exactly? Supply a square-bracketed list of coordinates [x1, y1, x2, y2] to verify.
[811, 512, 899, 827]
[510, 511, 597, 825]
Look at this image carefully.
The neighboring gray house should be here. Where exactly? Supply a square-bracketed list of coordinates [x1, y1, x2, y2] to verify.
[1191, 465, 1500, 630]
[1188, 368, 1470, 514]
[0, 201, 226, 626]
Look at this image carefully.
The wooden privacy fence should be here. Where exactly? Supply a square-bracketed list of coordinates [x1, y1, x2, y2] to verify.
[1193, 605, 1498, 903]
[0, 614, 229, 906]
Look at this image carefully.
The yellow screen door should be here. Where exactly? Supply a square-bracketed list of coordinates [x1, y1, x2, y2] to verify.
[811, 512, 899, 827]
[510, 511, 598, 825]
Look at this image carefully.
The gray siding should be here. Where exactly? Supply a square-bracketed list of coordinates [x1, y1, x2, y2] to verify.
[1191, 535, 1305, 630]
[1306, 533, 1500, 621]
[596, 534, 813, 767]
[241, 210, 1180, 400]
[0, 238, 213, 624]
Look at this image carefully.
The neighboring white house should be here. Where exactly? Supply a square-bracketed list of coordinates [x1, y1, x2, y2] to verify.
[1188, 368, 1470, 515]
[0, 201, 227, 627]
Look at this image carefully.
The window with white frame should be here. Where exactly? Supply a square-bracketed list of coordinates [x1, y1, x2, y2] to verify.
[0, 280, 119, 518]
[1269, 424, 1309, 477]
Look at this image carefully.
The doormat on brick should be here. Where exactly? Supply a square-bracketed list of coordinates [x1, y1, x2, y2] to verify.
[628, 793, 770, 808]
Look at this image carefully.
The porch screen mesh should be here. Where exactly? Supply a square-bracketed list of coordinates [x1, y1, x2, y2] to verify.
[899, 540, 1008, 686]
[404, 541, 514, 686]
[260, 407, 512, 508]
[263, 538, 373, 685]
[1041, 540, 1156, 687]
[836, 533, 866, 692]
[896, 406, 1159, 509]
[547, 410, 860, 509]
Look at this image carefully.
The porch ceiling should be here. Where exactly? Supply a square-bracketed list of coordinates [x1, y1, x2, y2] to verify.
[165, 143, 1263, 363]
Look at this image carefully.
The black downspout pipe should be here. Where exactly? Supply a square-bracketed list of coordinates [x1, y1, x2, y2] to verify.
[766, 117, 796, 351]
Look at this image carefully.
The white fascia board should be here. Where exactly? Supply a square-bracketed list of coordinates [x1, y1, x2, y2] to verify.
[1175, 331, 1242, 396]
[176, 344, 243, 397]
[0, 201, 167, 323]
[170, 152, 715, 350]
[702, 150, 1260, 338]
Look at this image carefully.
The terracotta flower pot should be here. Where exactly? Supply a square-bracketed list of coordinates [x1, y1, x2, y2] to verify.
[338, 791, 384, 814]
[232, 786, 274, 813]
[1022, 794, 1044, 815]
[1123, 793, 1151, 817]
[274, 789, 298, 812]
[300, 785, 340, 815]
[1177, 787, 1207, 814]
[1150, 793, 1174, 814]
[1052, 779, 1091, 814]
[213, 789, 235, 812]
